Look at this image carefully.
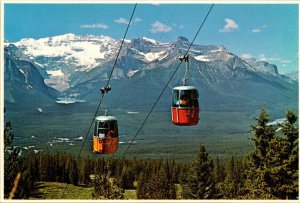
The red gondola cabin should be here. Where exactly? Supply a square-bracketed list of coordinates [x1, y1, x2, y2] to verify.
[171, 86, 199, 126]
[93, 115, 119, 154]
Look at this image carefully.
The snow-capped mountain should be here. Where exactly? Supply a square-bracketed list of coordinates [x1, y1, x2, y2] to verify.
[4, 34, 298, 111]
[12, 34, 177, 91]
[15, 33, 119, 70]
[13, 34, 121, 91]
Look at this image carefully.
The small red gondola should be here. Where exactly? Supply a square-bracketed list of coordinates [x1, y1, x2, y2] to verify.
[93, 115, 119, 154]
[171, 86, 199, 125]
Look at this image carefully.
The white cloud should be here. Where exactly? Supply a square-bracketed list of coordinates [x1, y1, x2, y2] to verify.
[241, 53, 253, 59]
[259, 54, 291, 64]
[259, 54, 268, 61]
[150, 21, 172, 33]
[114, 17, 129, 24]
[114, 17, 142, 25]
[219, 18, 239, 32]
[280, 60, 292, 64]
[251, 24, 267, 33]
[80, 23, 108, 29]
[252, 29, 261, 33]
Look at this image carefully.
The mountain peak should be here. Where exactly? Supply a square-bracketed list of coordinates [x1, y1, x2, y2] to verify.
[142, 37, 159, 44]
[244, 57, 279, 75]
[62, 33, 76, 38]
[177, 36, 189, 42]
[242, 57, 256, 64]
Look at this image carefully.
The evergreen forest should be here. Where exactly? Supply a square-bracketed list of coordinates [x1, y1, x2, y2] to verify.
[4, 107, 299, 200]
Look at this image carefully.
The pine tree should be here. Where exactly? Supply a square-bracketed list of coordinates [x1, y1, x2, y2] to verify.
[245, 108, 299, 199]
[53, 154, 60, 182]
[119, 165, 134, 189]
[92, 172, 124, 199]
[158, 161, 176, 199]
[4, 121, 14, 145]
[80, 156, 92, 185]
[170, 160, 180, 184]
[260, 111, 299, 199]
[251, 107, 275, 163]
[4, 117, 36, 199]
[136, 161, 176, 199]
[244, 107, 276, 199]
[4, 120, 21, 198]
[136, 171, 147, 199]
[69, 159, 79, 186]
[214, 157, 226, 183]
[14, 165, 34, 199]
[274, 111, 299, 199]
[39, 154, 50, 182]
[223, 156, 236, 198]
[183, 145, 217, 199]
[213, 156, 226, 198]
[223, 156, 245, 198]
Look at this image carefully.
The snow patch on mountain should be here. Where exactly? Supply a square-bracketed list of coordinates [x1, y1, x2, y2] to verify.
[142, 37, 159, 44]
[144, 51, 166, 62]
[47, 69, 64, 77]
[34, 61, 45, 68]
[44, 73, 69, 92]
[209, 46, 225, 53]
[19, 69, 26, 76]
[127, 69, 139, 78]
[194, 55, 211, 62]
[14, 33, 119, 71]
[130, 48, 167, 62]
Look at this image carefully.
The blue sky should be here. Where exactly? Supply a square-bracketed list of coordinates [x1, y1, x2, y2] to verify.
[4, 3, 298, 73]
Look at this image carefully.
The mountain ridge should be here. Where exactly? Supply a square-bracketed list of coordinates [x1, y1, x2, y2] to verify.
[4, 34, 298, 113]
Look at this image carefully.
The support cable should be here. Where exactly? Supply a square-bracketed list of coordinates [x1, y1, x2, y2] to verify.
[59, 4, 137, 199]
[121, 4, 214, 158]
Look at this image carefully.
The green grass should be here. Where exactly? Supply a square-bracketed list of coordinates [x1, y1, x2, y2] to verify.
[31, 182, 93, 199]
[124, 190, 137, 199]
[175, 184, 183, 199]
[31, 182, 137, 200]
[30, 181, 184, 200]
